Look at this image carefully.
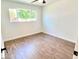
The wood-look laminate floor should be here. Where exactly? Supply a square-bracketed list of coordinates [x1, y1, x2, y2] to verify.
[4, 33, 75, 59]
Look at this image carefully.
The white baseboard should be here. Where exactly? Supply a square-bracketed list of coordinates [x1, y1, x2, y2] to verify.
[5, 31, 76, 44]
[43, 32, 76, 43]
[4, 31, 42, 42]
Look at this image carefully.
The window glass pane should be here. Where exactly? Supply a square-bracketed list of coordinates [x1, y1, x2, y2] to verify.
[9, 8, 37, 22]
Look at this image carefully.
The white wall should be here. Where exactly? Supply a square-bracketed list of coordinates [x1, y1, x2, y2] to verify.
[43, 0, 78, 43]
[1, 0, 42, 41]
[2, 0, 78, 45]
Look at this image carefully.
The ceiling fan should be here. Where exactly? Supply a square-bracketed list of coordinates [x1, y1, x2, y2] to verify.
[32, 0, 46, 4]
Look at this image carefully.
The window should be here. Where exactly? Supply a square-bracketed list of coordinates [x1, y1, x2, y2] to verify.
[9, 8, 37, 22]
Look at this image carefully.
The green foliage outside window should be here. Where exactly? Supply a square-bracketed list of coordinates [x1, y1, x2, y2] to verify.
[17, 9, 36, 20]
[9, 8, 37, 22]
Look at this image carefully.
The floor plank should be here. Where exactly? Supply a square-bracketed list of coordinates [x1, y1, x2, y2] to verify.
[4, 33, 75, 59]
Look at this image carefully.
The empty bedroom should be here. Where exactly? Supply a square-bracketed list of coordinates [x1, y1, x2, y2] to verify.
[1, 0, 78, 59]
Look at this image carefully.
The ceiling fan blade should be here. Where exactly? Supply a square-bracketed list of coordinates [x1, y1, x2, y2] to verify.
[32, 0, 38, 3]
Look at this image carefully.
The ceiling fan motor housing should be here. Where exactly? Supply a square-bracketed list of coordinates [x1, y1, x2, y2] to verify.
[43, 0, 46, 3]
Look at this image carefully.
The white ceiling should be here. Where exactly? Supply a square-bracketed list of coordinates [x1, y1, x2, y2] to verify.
[6, 0, 58, 6]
